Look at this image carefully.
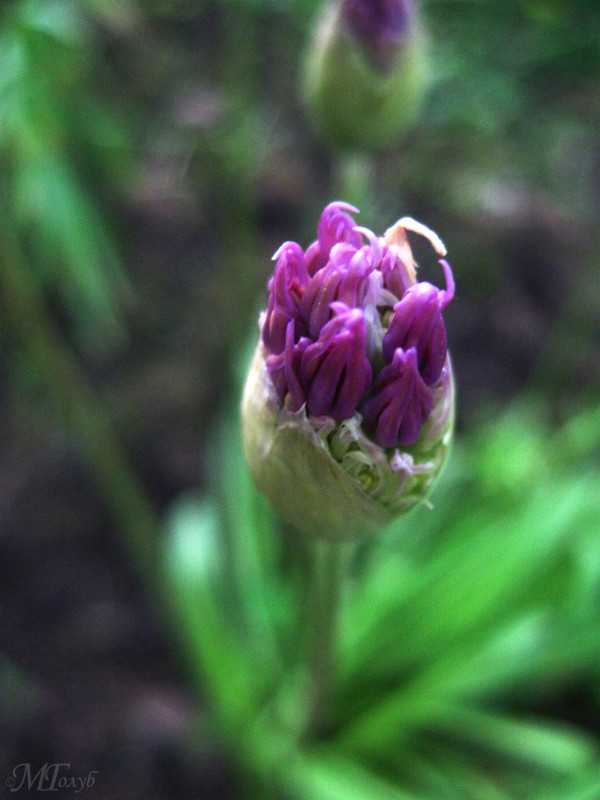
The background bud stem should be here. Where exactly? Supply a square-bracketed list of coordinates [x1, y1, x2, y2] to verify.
[335, 152, 375, 212]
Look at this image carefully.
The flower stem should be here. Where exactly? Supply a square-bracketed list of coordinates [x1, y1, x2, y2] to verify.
[305, 539, 350, 740]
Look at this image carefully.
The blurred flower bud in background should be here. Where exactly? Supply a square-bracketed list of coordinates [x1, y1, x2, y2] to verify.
[302, 0, 429, 151]
[242, 202, 455, 542]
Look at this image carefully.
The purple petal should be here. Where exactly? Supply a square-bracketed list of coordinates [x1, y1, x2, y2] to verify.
[379, 247, 414, 300]
[262, 241, 309, 353]
[438, 258, 455, 309]
[382, 282, 448, 385]
[266, 320, 309, 411]
[361, 347, 434, 447]
[305, 201, 362, 275]
[301, 241, 376, 339]
[300, 305, 372, 419]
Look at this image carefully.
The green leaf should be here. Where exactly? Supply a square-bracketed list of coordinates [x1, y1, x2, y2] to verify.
[13, 154, 128, 343]
[163, 493, 260, 735]
[436, 706, 599, 776]
[284, 749, 428, 800]
[534, 766, 600, 800]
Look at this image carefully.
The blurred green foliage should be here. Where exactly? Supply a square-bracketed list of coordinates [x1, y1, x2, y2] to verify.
[164, 398, 600, 799]
[0, 0, 133, 349]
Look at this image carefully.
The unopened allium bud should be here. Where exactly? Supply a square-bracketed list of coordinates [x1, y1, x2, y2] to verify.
[242, 202, 455, 541]
[302, 0, 428, 151]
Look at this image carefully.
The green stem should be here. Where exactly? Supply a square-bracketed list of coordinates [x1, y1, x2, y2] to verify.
[305, 539, 349, 740]
[0, 221, 161, 584]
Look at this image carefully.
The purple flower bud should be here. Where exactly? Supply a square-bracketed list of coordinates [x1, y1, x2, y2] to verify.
[243, 203, 456, 541]
[382, 258, 455, 385]
[262, 203, 454, 447]
[343, 0, 415, 73]
[361, 347, 434, 447]
[260, 204, 455, 443]
[300, 303, 372, 419]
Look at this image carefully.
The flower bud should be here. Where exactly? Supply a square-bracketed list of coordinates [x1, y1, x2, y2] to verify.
[242, 203, 455, 542]
[302, 0, 429, 151]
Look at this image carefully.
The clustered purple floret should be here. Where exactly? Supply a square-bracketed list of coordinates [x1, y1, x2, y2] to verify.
[262, 202, 454, 449]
